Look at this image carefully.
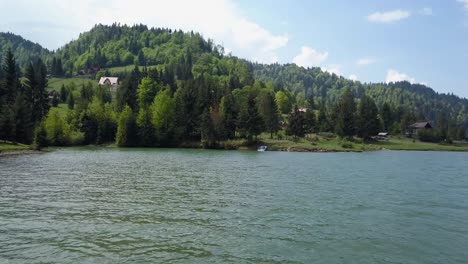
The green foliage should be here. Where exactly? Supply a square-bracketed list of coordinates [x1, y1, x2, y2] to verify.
[357, 95, 380, 139]
[286, 107, 306, 139]
[2, 24, 467, 149]
[150, 87, 175, 143]
[418, 129, 442, 143]
[116, 105, 137, 147]
[67, 92, 75, 110]
[334, 89, 356, 138]
[43, 108, 84, 146]
[236, 95, 264, 140]
[257, 90, 280, 138]
[34, 122, 48, 149]
[275, 89, 293, 114]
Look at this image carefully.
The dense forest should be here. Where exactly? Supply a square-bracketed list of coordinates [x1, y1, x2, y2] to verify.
[0, 24, 466, 149]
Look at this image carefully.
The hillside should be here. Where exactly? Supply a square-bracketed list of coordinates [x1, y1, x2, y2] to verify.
[0, 32, 51, 68]
[0, 24, 467, 146]
[253, 63, 468, 126]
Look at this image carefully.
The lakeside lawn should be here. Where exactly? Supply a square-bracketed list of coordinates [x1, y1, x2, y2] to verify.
[0, 141, 31, 152]
[369, 137, 468, 151]
[254, 133, 468, 152]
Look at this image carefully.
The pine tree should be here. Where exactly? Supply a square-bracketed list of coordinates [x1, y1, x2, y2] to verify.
[237, 95, 263, 141]
[116, 105, 137, 147]
[52, 94, 59, 107]
[67, 92, 75, 110]
[381, 102, 393, 132]
[286, 106, 306, 139]
[220, 94, 237, 139]
[60, 84, 68, 102]
[304, 109, 316, 134]
[258, 91, 279, 138]
[357, 95, 380, 139]
[335, 89, 356, 138]
[34, 122, 48, 150]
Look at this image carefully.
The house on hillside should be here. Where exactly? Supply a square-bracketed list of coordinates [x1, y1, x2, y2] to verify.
[406, 122, 432, 137]
[98, 77, 119, 92]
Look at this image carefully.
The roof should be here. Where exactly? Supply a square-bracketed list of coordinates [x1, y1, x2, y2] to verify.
[99, 77, 119, 85]
[409, 122, 432, 129]
[378, 132, 389, 136]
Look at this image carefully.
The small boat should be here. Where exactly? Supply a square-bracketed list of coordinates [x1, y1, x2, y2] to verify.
[257, 145, 267, 152]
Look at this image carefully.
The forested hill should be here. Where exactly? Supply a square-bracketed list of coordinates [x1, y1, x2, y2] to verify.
[0, 23, 467, 127]
[253, 63, 468, 125]
[0, 32, 51, 68]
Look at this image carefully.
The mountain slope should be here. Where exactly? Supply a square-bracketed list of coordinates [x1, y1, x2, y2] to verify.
[0, 24, 467, 127]
[253, 63, 468, 125]
[0, 32, 51, 68]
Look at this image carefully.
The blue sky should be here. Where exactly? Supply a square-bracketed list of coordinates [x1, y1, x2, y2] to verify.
[0, 0, 467, 97]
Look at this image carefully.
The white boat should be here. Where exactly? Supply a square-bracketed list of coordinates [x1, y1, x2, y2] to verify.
[257, 145, 267, 152]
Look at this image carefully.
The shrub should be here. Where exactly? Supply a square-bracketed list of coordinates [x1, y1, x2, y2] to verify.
[341, 141, 353, 149]
[418, 129, 442, 143]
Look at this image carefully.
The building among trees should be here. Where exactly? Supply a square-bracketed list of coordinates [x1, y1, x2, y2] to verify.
[406, 122, 432, 137]
[98, 77, 119, 91]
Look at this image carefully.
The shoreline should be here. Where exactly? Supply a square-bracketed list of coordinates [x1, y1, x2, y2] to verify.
[0, 149, 43, 157]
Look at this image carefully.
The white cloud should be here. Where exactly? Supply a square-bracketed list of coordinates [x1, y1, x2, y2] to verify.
[349, 74, 358, 81]
[458, 0, 468, 10]
[292, 46, 329, 68]
[356, 57, 375, 66]
[0, 0, 288, 63]
[385, 69, 416, 83]
[419, 7, 433, 16]
[367, 10, 411, 23]
[323, 65, 342, 76]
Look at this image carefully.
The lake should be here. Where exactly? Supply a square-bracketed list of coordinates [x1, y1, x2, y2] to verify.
[0, 148, 467, 263]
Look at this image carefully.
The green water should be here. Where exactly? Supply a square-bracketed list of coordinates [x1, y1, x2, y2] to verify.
[0, 148, 467, 263]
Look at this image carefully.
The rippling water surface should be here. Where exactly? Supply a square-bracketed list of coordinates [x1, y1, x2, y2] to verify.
[1, 148, 468, 263]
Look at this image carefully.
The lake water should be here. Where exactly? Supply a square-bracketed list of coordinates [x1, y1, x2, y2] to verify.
[0, 148, 467, 263]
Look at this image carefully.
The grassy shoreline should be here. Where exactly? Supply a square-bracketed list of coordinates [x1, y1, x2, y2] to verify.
[2, 136, 468, 157]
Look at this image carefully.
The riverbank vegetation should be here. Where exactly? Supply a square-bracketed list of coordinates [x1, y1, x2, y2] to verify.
[1, 24, 467, 152]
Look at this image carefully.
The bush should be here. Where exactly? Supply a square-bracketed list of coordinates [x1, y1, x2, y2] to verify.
[341, 141, 353, 149]
[418, 129, 442, 143]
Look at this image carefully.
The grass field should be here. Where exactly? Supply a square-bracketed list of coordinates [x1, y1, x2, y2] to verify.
[252, 134, 468, 152]
[370, 137, 468, 151]
[48, 77, 94, 91]
[0, 141, 31, 152]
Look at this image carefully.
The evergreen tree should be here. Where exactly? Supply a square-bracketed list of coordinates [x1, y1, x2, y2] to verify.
[258, 91, 279, 138]
[60, 84, 68, 102]
[381, 102, 393, 132]
[357, 95, 380, 139]
[67, 92, 75, 110]
[220, 93, 237, 139]
[306, 92, 315, 110]
[116, 65, 140, 111]
[34, 122, 48, 150]
[0, 49, 20, 141]
[335, 89, 356, 138]
[24, 60, 50, 126]
[237, 95, 263, 140]
[136, 108, 155, 146]
[317, 102, 331, 132]
[286, 106, 306, 139]
[52, 94, 59, 107]
[116, 105, 137, 147]
[304, 109, 316, 134]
